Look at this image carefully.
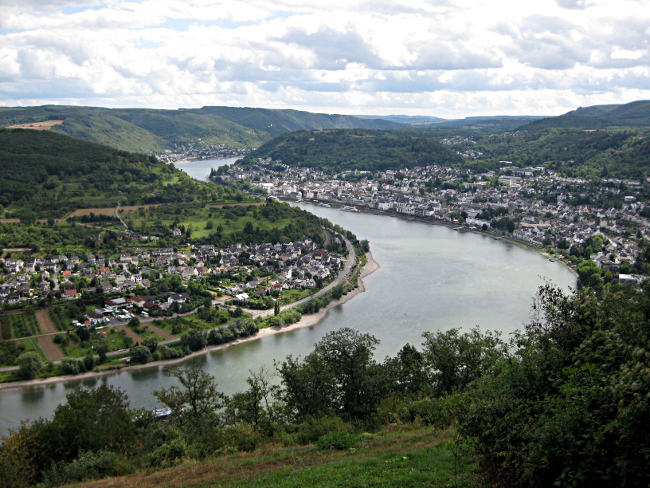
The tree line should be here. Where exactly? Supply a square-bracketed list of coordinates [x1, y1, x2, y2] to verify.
[3, 281, 650, 486]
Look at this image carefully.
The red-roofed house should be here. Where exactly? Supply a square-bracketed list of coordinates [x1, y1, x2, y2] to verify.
[64, 289, 79, 299]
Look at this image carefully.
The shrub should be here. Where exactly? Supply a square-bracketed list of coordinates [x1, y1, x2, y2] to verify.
[317, 431, 362, 450]
[60, 358, 80, 375]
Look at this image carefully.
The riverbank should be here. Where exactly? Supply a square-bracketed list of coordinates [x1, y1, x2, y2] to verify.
[0, 253, 380, 390]
[296, 199, 580, 279]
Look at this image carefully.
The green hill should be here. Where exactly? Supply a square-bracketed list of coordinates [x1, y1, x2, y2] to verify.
[0, 106, 403, 154]
[523, 100, 650, 130]
[238, 129, 464, 172]
[0, 129, 232, 218]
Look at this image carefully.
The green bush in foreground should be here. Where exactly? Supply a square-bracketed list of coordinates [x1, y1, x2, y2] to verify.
[317, 431, 362, 450]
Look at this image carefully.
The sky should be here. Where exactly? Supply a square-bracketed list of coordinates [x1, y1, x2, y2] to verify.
[0, 0, 648, 118]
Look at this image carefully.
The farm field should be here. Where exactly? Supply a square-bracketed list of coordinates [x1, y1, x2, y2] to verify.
[35, 309, 58, 334]
[37, 335, 65, 361]
[8, 120, 64, 130]
[142, 322, 175, 340]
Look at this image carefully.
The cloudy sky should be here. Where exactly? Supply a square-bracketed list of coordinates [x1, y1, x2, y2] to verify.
[0, 0, 648, 118]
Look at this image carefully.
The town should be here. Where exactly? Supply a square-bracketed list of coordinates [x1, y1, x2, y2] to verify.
[220, 157, 650, 284]
[156, 142, 252, 164]
[0, 238, 347, 314]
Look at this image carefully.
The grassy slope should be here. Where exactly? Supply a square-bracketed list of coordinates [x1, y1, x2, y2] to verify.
[65, 428, 479, 488]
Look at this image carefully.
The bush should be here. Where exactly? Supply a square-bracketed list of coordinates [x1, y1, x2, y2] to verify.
[60, 358, 81, 375]
[289, 416, 350, 445]
[223, 425, 262, 453]
[42, 450, 133, 484]
[317, 431, 362, 450]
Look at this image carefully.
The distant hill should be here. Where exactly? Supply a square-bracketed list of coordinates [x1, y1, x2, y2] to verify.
[357, 114, 545, 131]
[523, 100, 650, 130]
[238, 129, 464, 172]
[0, 106, 402, 154]
[0, 128, 227, 218]
[354, 114, 445, 125]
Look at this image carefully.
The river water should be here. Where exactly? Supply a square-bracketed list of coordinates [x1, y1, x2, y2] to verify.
[0, 159, 577, 436]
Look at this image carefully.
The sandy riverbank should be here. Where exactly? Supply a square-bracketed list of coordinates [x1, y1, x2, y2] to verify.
[0, 253, 380, 390]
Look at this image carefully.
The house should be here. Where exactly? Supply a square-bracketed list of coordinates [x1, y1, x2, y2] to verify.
[64, 289, 79, 299]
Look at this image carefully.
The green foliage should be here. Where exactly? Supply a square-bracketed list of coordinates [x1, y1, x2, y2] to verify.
[316, 431, 362, 450]
[421, 327, 507, 396]
[37, 385, 137, 468]
[277, 328, 387, 422]
[239, 129, 463, 172]
[0, 339, 25, 367]
[0, 105, 399, 154]
[458, 284, 650, 487]
[41, 449, 133, 485]
[16, 352, 42, 380]
[130, 345, 152, 364]
[60, 358, 81, 375]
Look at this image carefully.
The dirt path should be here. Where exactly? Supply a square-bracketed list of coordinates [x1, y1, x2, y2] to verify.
[37, 336, 65, 361]
[35, 309, 57, 335]
[116, 325, 144, 343]
[142, 322, 175, 340]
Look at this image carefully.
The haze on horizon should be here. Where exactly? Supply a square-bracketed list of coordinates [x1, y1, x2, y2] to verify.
[0, 0, 648, 119]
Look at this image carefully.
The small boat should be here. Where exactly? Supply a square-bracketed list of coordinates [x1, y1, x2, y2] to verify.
[153, 407, 172, 418]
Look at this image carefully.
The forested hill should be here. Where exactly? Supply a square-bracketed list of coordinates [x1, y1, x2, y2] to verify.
[0, 129, 229, 218]
[0, 105, 402, 154]
[522, 100, 650, 130]
[237, 129, 464, 172]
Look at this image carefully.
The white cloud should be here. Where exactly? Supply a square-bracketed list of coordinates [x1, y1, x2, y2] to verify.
[0, 0, 648, 117]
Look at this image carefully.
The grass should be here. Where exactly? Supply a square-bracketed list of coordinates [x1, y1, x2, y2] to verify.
[66, 427, 480, 488]
[278, 288, 314, 304]
[18, 337, 47, 361]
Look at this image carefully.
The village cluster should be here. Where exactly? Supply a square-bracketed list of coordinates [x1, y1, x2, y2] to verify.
[0, 239, 345, 314]
[224, 158, 649, 280]
[156, 142, 251, 164]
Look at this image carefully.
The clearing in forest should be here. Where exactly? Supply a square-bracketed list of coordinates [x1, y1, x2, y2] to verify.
[8, 120, 64, 130]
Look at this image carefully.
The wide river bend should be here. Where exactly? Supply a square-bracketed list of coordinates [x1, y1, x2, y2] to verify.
[0, 159, 576, 435]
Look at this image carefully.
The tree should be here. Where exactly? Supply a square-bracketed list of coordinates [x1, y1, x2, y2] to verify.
[277, 328, 388, 421]
[421, 327, 507, 396]
[154, 366, 226, 428]
[16, 352, 42, 380]
[458, 284, 650, 487]
[130, 345, 152, 364]
[180, 329, 207, 352]
[142, 336, 158, 353]
[225, 367, 280, 436]
[38, 386, 136, 467]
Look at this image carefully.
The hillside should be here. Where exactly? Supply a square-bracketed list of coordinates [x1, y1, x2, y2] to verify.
[0, 106, 402, 154]
[0, 129, 235, 218]
[523, 100, 650, 130]
[238, 129, 464, 172]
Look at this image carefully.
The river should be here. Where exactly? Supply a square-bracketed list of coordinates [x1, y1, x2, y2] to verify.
[0, 159, 577, 436]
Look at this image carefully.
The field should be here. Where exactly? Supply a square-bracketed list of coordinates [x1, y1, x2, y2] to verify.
[36, 335, 65, 361]
[8, 120, 64, 130]
[1, 311, 41, 338]
[67, 208, 118, 218]
[115, 324, 145, 343]
[142, 322, 175, 340]
[35, 309, 58, 334]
